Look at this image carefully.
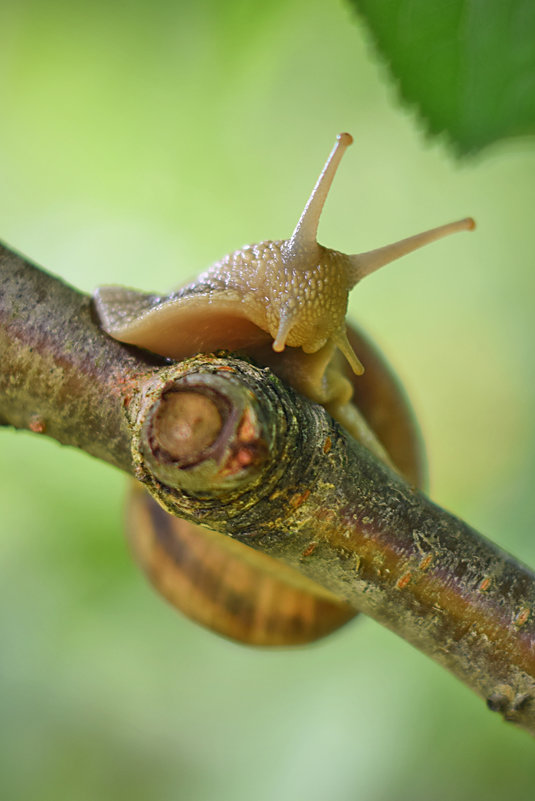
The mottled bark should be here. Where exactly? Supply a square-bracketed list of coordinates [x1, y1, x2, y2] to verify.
[1, 242, 534, 737]
[0, 243, 167, 470]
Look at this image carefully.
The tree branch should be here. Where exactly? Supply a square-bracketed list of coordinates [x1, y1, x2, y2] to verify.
[1, 241, 535, 737]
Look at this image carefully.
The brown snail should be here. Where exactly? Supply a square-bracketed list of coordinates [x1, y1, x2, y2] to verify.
[94, 133, 474, 646]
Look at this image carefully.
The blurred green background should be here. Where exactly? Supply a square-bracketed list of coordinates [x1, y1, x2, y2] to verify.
[1, 1, 535, 799]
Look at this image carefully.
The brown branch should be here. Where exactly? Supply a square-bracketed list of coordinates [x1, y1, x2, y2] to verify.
[1, 241, 535, 737]
[0, 243, 165, 470]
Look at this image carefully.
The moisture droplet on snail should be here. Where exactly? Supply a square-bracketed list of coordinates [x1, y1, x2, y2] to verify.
[94, 133, 474, 646]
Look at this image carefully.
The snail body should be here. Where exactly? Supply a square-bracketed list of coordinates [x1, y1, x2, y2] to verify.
[94, 133, 474, 645]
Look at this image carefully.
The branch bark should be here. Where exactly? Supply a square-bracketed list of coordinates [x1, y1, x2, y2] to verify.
[1, 241, 535, 737]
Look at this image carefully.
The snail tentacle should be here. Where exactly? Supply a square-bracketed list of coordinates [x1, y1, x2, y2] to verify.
[348, 217, 476, 284]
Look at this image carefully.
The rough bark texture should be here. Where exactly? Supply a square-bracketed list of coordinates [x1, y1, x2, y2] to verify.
[1, 241, 535, 737]
[0, 243, 164, 471]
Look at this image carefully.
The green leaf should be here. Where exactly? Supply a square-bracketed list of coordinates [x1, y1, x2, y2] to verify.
[349, 0, 535, 154]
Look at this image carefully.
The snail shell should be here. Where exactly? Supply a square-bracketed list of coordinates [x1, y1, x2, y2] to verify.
[94, 133, 474, 645]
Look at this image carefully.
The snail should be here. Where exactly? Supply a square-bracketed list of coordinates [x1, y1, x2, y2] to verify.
[94, 133, 474, 646]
